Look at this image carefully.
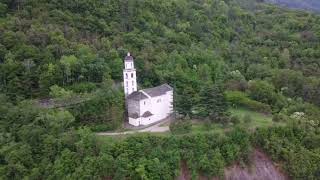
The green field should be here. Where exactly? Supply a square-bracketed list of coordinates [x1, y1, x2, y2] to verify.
[189, 108, 277, 134]
[229, 108, 274, 129]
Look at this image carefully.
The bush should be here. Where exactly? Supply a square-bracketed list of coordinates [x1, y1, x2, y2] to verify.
[50, 85, 74, 98]
[90, 123, 119, 132]
[243, 114, 252, 124]
[68, 82, 97, 93]
[230, 115, 241, 125]
[253, 126, 320, 180]
[272, 113, 286, 122]
[170, 119, 192, 134]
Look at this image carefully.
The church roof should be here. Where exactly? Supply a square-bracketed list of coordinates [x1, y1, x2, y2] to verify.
[141, 111, 153, 117]
[142, 84, 173, 97]
[126, 91, 148, 101]
[126, 84, 172, 101]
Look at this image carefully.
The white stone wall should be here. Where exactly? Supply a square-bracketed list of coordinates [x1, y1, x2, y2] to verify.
[129, 117, 140, 126]
[139, 98, 152, 125]
[127, 99, 140, 116]
[123, 69, 137, 96]
[135, 90, 173, 126]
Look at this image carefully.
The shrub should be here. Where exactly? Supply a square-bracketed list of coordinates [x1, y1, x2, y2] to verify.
[230, 115, 241, 125]
[68, 82, 97, 93]
[243, 114, 252, 124]
[170, 119, 192, 134]
[272, 113, 286, 122]
[49, 85, 74, 98]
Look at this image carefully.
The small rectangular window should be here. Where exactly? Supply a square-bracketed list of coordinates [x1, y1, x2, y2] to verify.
[144, 101, 146, 105]
[131, 73, 133, 78]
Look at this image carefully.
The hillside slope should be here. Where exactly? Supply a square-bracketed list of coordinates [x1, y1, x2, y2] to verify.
[178, 150, 287, 180]
[224, 150, 287, 180]
[1, 0, 320, 179]
[264, 0, 320, 12]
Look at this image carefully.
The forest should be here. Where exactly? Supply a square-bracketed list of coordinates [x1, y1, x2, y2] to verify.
[264, 0, 320, 12]
[0, 0, 320, 179]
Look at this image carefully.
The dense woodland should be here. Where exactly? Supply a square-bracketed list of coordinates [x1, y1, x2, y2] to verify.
[1, 0, 320, 179]
[264, 0, 320, 12]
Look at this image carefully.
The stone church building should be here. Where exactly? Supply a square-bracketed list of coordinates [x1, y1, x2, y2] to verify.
[123, 53, 173, 126]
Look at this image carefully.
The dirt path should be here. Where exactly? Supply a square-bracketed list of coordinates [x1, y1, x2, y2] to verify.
[96, 121, 170, 136]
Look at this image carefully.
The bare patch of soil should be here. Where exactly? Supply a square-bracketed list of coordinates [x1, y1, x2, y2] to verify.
[177, 161, 191, 180]
[177, 149, 287, 180]
[225, 150, 287, 180]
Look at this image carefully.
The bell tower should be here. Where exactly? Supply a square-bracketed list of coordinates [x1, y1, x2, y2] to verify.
[123, 52, 137, 96]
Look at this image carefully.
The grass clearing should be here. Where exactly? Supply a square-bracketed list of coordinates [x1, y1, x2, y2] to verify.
[191, 122, 225, 134]
[189, 108, 276, 134]
[96, 108, 280, 142]
[229, 108, 273, 129]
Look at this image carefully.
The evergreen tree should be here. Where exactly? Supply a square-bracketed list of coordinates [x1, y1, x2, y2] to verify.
[198, 84, 229, 123]
[175, 86, 199, 117]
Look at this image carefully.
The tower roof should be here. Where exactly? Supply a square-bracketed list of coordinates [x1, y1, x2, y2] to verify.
[125, 52, 133, 61]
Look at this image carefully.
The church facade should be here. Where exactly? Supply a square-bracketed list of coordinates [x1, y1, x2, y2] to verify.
[123, 53, 173, 126]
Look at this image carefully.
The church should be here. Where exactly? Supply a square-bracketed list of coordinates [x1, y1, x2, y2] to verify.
[123, 53, 173, 126]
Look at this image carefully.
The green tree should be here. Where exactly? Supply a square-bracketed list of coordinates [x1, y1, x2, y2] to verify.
[279, 48, 290, 68]
[175, 86, 199, 117]
[199, 149, 225, 177]
[197, 84, 229, 123]
[248, 80, 276, 105]
[0, 2, 7, 17]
